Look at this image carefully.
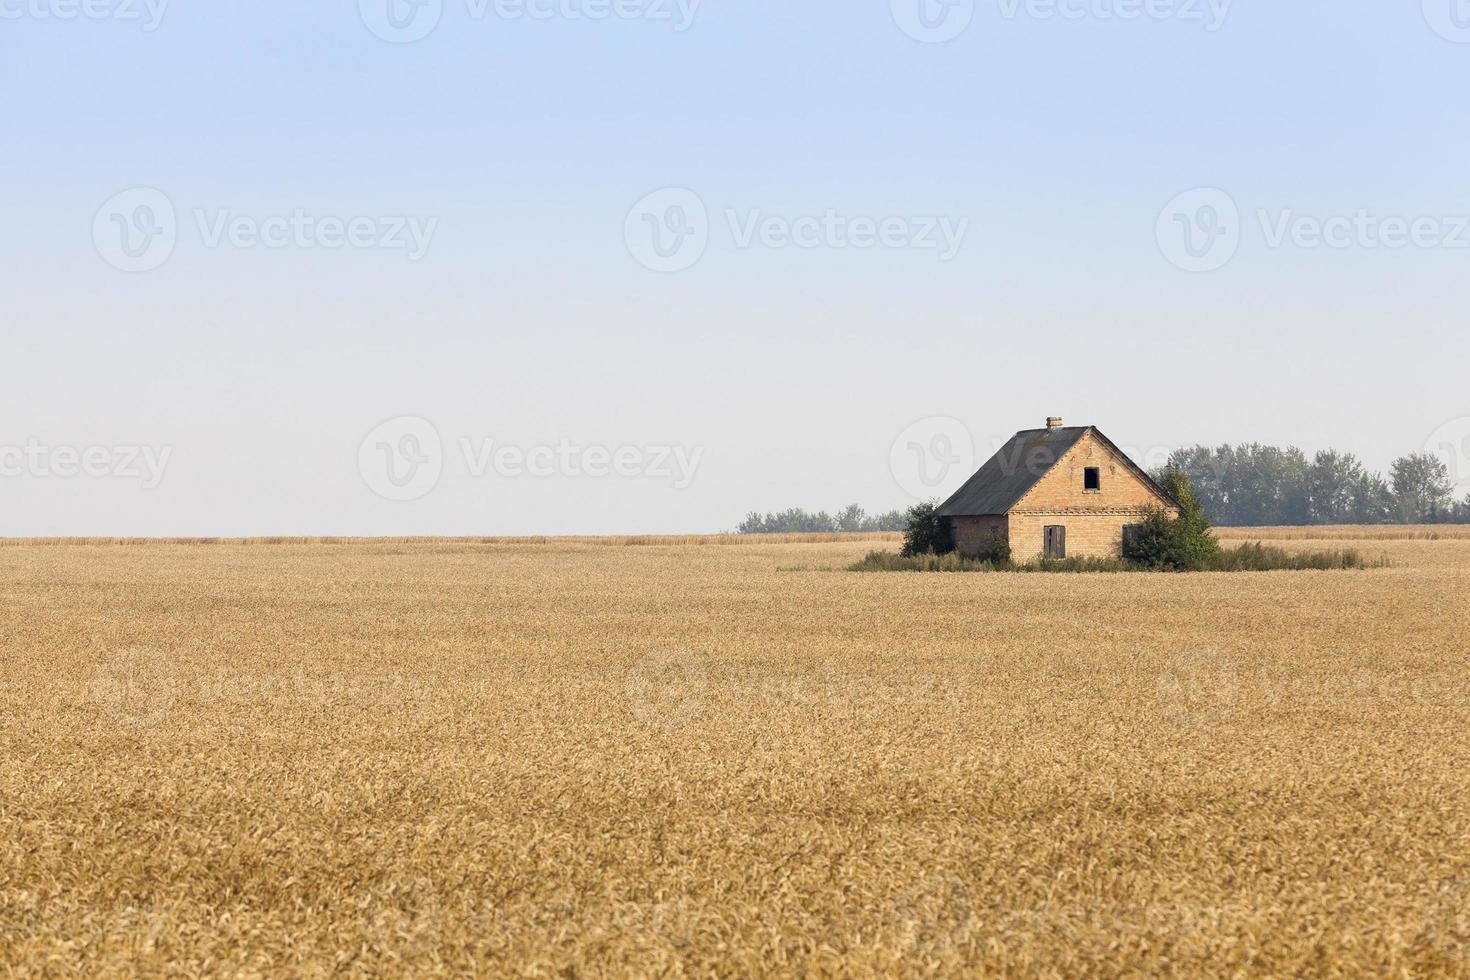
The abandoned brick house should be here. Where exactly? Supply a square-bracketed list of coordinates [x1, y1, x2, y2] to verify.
[936, 418, 1180, 560]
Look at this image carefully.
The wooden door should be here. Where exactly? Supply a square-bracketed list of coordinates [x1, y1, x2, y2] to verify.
[1044, 525, 1066, 559]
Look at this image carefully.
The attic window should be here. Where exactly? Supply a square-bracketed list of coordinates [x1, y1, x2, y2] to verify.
[1084, 467, 1101, 492]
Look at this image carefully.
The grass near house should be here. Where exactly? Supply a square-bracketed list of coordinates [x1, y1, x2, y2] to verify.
[849, 542, 1383, 574]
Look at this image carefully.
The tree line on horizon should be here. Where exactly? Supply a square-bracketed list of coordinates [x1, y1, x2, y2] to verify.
[737, 505, 907, 535]
[739, 444, 1468, 532]
[1161, 445, 1467, 526]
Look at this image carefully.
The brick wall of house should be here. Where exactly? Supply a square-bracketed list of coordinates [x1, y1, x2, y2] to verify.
[1008, 512, 1148, 561]
[1006, 430, 1177, 560]
[950, 515, 1007, 555]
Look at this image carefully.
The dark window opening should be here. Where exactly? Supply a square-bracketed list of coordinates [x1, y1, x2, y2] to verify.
[1084, 467, 1101, 491]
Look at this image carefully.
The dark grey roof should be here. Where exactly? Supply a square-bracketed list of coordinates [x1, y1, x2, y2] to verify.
[935, 426, 1092, 517]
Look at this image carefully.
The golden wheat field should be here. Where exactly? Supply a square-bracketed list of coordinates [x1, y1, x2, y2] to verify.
[1214, 525, 1470, 541]
[2, 530, 1469, 977]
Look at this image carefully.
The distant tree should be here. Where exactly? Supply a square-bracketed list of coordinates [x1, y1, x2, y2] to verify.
[1391, 453, 1454, 523]
[1166, 442, 1467, 526]
[1305, 450, 1366, 525]
[901, 501, 954, 557]
[861, 509, 908, 532]
[738, 508, 836, 533]
[1166, 444, 1308, 525]
[1347, 471, 1396, 524]
[1165, 446, 1230, 523]
[1230, 444, 1309, 525]
[835, 504, 866, 533]
[796, 508, 837, 532]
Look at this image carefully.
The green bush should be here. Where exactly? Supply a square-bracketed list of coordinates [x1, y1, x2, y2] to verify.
[901, 502, 955, 558]
[1123, 466, 1223, 570]
[967, 533, 1011, 565]
[1120, 508, 1178, 568]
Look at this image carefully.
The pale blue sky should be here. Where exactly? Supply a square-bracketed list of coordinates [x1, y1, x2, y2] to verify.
[2, 1, 1467, 534]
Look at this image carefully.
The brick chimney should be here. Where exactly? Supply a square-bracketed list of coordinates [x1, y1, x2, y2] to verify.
[1046, 416, 1064, 430]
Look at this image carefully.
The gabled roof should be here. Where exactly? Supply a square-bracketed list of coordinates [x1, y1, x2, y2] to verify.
[935, 425, 1175, 517]
[936, 426, 1089, 517]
